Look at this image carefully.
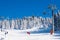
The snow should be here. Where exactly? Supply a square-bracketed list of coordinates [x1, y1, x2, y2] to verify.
[0, 30, 60, 40]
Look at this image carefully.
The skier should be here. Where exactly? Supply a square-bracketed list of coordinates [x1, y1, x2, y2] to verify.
[50, 29, 53, 35]
[27, 32, 30, 35]
[5, 31, 8, 37]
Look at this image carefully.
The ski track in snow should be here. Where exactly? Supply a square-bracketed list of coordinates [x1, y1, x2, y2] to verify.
[0, 30, 60, 40]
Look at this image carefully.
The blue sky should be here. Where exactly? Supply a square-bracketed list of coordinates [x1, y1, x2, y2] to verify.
[0, 0, 60, 19]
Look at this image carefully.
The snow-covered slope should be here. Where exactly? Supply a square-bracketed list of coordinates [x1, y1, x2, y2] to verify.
[0, 30, 60, 40]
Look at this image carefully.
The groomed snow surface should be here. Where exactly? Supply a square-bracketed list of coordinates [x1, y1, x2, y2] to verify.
[0, 30, 60, 40]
